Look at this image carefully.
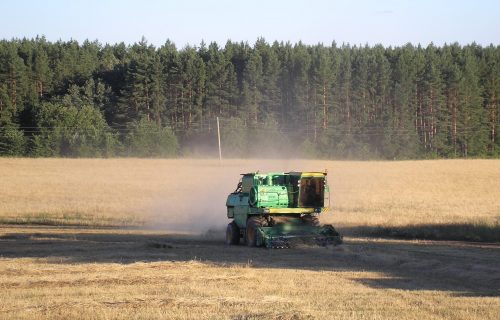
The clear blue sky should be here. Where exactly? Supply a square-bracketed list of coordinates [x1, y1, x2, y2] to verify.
[1, 0, 498, 47]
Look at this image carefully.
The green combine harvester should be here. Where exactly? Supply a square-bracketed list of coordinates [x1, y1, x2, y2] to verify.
[225, 171, 342, 248]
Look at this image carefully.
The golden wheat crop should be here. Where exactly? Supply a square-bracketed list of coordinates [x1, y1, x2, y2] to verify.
[0, 158, 498, 237]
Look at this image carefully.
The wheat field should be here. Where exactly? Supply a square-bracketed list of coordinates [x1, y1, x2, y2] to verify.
[0, 158, 498, 238]
[0, 158, 499, 319]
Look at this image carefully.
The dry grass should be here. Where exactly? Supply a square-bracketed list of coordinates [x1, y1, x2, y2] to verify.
[0, 226, 499, 319]
[0, 158, 499, 240]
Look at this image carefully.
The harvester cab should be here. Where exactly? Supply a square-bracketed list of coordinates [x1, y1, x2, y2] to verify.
[225, 171, 342, 248]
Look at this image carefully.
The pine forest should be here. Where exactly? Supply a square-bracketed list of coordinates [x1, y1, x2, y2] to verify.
[0, 37, 498, 159]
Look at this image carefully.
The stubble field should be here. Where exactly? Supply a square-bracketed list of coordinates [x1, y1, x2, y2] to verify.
[0, 158, 499, 319]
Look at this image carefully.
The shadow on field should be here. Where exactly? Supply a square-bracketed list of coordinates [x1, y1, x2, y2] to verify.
[339, 223, 500, 242]
[0, 226, 499, 297]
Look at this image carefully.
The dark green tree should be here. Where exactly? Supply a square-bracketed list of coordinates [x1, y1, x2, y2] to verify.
[125, 117, 178, 157]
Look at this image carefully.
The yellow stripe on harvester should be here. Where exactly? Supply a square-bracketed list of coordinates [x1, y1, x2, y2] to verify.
[300, 172, 326, 177]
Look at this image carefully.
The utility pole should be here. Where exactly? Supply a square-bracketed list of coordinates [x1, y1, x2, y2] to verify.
[217, 117, 222, 162]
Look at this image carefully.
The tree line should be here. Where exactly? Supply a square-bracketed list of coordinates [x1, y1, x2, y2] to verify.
[0, 36, 498, 158]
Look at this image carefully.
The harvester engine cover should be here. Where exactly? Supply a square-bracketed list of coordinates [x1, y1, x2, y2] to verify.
[225, 171, 342, 248]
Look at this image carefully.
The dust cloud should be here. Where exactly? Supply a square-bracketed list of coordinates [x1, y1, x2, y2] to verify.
[143, 158, 315, 234]
[145, 176, 233, 234]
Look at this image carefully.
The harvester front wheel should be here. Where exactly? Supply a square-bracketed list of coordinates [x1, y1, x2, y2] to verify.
[226, 222, 240, 245]
[245, 217, 264, 247]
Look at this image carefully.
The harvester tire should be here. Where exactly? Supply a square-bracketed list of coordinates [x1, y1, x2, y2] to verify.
[245, 217, 264, 247]
[302, 215, 320, 227]
[226, 222, 240, 245]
